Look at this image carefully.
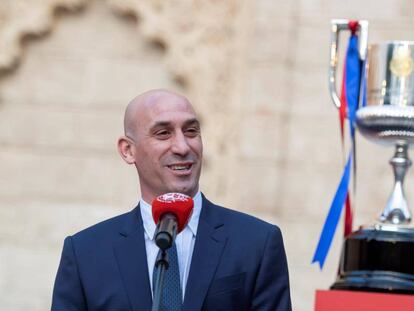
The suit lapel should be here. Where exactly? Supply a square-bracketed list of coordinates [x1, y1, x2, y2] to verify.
[114, 205, 152, 311]
[183, 196, 227, 311]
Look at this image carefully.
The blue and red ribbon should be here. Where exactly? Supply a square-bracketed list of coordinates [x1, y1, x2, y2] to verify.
[312, 22, 362, 269]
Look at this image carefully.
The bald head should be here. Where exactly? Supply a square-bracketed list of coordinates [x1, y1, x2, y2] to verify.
[118, 88, 203, 202]
[123, 89, 195, 140]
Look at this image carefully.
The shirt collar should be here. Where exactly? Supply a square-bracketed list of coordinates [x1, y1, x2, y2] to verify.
[139, 191, 202, 240]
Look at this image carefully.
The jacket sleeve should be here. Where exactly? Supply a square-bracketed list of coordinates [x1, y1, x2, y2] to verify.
[52, 236, 87, 311]
[250, 226, 292, 311]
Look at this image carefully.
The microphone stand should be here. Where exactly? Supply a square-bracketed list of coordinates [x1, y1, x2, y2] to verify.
[152, 250, 169, 311]
[152, 212, 179, 311]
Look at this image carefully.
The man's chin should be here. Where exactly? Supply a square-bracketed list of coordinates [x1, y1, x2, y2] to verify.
[166, 184, 198, 197]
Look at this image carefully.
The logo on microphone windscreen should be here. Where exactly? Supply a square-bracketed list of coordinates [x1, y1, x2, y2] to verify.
[152, 193, 194, 233]
[156, 192, 191, 203]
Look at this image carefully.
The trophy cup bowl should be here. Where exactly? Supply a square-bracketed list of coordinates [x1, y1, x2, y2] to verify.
[357, 41, 414, 147]
[328, 21, 414, 293]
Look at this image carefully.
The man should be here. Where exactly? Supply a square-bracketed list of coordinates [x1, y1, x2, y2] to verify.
[52, 89, 291, 310]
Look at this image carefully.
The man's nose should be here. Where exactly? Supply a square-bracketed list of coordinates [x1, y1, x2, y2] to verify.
[170, 132, 191, 155]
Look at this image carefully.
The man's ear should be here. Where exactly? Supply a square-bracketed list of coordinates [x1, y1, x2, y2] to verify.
[117, 136, 136, 164]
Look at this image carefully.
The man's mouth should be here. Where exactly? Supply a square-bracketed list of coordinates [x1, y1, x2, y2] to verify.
[167, 163, 193, 172]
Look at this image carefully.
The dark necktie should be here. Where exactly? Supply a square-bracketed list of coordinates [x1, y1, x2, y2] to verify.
[153, 243, 183, 311]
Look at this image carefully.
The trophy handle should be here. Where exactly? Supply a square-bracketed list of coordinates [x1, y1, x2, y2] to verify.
[329, 19, 369, 109]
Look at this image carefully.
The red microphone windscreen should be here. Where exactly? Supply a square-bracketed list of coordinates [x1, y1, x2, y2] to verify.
[152, 193, 194, 233]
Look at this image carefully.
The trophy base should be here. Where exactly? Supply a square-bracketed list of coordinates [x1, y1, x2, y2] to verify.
[331, 227, 414, 293]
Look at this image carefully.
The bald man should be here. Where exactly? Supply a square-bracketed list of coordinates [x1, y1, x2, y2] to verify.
[52, 90, 291, 311]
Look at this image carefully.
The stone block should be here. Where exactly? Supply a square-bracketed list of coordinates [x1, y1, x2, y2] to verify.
[0, 201, 128, 250]
[82, 58, 174, 105]
[278, 160, 343, 221]
[1, 56, 90, 106]
[0, 105, 77, 148]
[74, 109, 124, 150]
[244, 62, 291, 115]
[42, 1, 152, 60]
[290, 69, 333, 116]
[292, 18, 330, 70]
[0, 149, 138, 206]
[285, 112, 341, 167]
[327, 0, 412, 22]
[238, 113, 286, 161]
[368, 19, 414, 42]
[0, 246, 55, 310]
[254, 0, 294, 20]
[248, 16, 294, 64]
[227, 158, 283, 214]
[0, 104, 127, 152]
[294, 0, 328, 18]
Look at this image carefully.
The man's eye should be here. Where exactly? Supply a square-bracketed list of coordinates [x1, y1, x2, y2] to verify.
[155, 131, 170, 139]
[185, 128, 200, 137]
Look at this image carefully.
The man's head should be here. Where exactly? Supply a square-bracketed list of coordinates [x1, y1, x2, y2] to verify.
[118, 89, 203, 203]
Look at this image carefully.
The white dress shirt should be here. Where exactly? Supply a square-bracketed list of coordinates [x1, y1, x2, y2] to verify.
[139, 191, 202, 301]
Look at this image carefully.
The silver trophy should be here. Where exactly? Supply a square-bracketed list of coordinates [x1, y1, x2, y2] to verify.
[329, 19, 414, 292]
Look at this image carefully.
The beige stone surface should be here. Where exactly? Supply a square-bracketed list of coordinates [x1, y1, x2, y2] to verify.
[1, 0, 414, 310]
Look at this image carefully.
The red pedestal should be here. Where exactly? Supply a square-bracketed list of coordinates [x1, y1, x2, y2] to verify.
[315, 290, 414, 311]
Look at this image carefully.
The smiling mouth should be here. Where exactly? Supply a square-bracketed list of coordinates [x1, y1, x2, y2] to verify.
[167, 164, 193, 171]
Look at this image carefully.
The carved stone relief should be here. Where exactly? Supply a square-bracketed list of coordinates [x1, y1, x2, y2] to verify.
[108, 0, 250, 201]
[0, 0, 250, 202]
[0, 0, 87, 71]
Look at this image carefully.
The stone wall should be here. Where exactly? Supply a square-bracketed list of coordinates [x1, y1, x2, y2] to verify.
[1, 0, 414, 310]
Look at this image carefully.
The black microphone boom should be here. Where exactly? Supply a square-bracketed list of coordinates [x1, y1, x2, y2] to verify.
[154, 213, 178, 251]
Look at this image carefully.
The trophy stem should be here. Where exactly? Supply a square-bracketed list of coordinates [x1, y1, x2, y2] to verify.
[380, 143, 412, 224]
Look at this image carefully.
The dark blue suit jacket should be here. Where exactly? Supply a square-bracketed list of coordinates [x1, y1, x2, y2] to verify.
[52, 195, 291, 310]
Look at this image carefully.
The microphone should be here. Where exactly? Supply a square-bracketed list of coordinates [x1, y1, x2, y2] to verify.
[152, 193, 194, 251]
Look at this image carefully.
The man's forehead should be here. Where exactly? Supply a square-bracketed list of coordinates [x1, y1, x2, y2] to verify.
[141, 94, 197, 123]
[124, 90, 198, 136]
[147, 111, 199, 130]
[145, 94, 194, 113]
